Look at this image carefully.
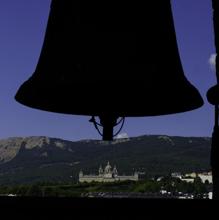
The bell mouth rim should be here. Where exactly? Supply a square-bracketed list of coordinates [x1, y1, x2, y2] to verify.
[15, 75, 204, 117]
[15, 93, 204, 118]
[207, 85, 219, 105]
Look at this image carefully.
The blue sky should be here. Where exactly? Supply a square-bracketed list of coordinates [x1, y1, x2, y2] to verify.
[0, 0, 217, 141]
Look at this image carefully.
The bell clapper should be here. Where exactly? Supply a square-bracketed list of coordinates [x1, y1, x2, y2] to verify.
[89, 115, 125, 141]
[100, 115, 118, 141]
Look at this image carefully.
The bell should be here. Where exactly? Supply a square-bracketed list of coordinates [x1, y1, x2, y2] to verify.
[15, 0, 203, 140]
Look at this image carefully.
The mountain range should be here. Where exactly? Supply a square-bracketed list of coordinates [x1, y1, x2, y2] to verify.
[0, 135, 212, 185]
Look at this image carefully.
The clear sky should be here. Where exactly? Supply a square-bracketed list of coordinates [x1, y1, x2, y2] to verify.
[0, 0, 216, 141]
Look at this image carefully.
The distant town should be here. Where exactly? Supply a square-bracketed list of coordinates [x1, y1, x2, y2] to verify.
[77, 161, 213, 199]
[0, 161, 213, 199]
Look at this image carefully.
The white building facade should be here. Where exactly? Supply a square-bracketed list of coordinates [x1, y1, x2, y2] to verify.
[79, 161, 139, 183]
[171, 172, 212, 184]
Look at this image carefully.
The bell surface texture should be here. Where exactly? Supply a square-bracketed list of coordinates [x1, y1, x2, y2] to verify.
[15, 0, 203, 117]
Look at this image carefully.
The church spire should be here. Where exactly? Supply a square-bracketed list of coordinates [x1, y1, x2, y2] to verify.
[113, 165, 118, 176]
[99, 165, 103, 175]
[104, 161, 112, 174]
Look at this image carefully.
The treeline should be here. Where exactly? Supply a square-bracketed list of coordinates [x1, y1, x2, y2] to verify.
[133, 176, 211, 198]
[0, 177, 212, 199]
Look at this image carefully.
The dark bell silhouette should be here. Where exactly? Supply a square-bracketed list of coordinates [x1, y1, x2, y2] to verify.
[207, 0, 219, 200]
[15, 0, 203, 140]
[207, 85, 219, 105]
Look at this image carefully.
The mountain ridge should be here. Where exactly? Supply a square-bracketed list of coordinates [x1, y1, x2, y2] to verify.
[0, 135, 212, 185]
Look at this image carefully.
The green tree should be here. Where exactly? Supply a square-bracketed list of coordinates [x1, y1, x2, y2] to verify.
[26, 184, 42, 197]
[193, 177, 207, 199]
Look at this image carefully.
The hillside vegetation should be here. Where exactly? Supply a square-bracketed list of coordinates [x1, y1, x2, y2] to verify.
[0, 135, 211, 185]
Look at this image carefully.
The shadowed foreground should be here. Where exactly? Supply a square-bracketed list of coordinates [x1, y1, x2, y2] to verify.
[0, 197, 217, 217]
